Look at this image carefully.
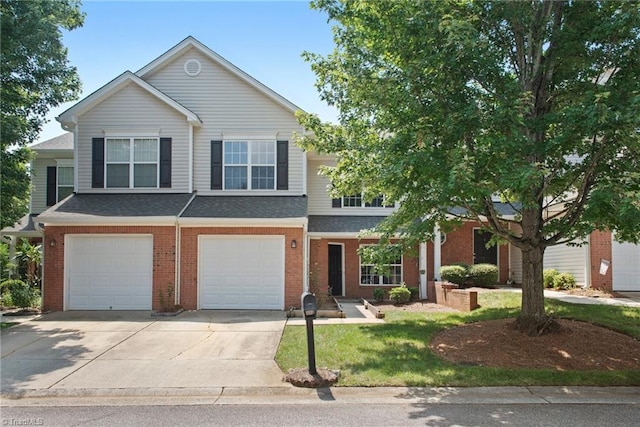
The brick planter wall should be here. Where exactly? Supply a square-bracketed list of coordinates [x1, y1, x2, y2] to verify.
[434, 282, 479, 312]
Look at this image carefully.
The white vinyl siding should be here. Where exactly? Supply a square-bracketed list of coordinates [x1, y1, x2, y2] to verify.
[143, 48, 304, 195]
[30, 158, 57, 214]
[509, 244, 523, 284]
[544, 242, 588, 285]
[76, 83, 190, 192]
[307, 159, 396, 216]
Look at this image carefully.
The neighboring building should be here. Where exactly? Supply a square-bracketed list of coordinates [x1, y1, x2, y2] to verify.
[2, 37, 637, 311]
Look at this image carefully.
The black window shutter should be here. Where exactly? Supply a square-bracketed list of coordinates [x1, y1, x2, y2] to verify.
[211, 140, 223, 190]
[276, 140, 289, 190]
[46, 167, 57, 206]
[92, 137, 105, 188]
[159, 137, 172, 188]
[332, 198, 342, 208]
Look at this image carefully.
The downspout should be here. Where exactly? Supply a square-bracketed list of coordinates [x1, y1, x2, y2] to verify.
[301, 128, 307, 196]
[303, 221, 309, 293]
[584, 234, 592, 288]
[188, 123, 194, 193]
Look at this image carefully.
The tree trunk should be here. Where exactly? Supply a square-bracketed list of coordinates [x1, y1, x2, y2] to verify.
[517, 244, 556, 335]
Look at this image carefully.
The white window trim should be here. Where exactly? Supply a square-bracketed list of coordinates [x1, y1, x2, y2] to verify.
[105, 137, 160, 189]
[358, 244, 403, 286]
[55, 160, 74, 202]
[341, 194, 390, 208]
[222, 140, 277, 191]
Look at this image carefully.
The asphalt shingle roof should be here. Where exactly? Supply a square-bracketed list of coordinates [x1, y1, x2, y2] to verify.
[40, 193, 194, 218]
[30, 133, 73, 150]
[181, 196, 307, 218]
[308, 215, 387, 233]
[0, 214, 38, 234]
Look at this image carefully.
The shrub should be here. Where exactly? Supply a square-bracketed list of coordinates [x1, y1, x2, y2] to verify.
[439, 265, 468, 285]
[468, 264, 499, 287]
[408, 287, 419, 301]
[553, 272, 577, 290]
[543, 269, 559, 288]
[372, 288, 385, 302]
[1, 279, 40, 309]
[389, 284, 411, 304]
[1, 292, 14, 308]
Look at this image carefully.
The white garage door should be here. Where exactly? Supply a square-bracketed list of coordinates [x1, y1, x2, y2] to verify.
[199, 236, 284, 309]
[66, 235, 153, 310]
[612, 240, 640, 291]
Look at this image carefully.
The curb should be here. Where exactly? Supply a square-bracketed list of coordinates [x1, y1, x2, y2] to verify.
[2, 386, 639, 406]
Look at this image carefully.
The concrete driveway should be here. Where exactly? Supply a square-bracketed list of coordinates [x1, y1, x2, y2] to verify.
[1, 310, 289, 395]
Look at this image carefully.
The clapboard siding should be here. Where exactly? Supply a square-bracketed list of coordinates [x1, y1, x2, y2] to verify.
[144, 48, 304, 195]
[307, 158, 395, 216]
[76, 84, 190, 192]
[30, 157, 59, 214]
[509, 244, 523, 284]
[544, 242, 588, 285]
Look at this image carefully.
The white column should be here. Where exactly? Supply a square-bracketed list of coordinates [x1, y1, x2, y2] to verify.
[434, 224, 442, 281]
[419, 242, 427, 299]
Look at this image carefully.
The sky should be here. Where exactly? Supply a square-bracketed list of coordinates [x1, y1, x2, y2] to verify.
[38, 0, 338, 143]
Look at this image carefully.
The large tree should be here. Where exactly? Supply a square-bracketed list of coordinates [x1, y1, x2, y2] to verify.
[0, 0, 84, 228]
[297, 0, 640, 334]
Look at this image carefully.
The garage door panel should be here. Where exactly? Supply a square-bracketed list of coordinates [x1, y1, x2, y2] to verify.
[199, 236, 284, 310]
[612, 240, 640, 291]
[66, 235, 153, 310]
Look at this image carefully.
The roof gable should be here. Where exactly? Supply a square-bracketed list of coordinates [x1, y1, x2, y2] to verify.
[136, 36, 302, 115]
[56, 71, 202, 129]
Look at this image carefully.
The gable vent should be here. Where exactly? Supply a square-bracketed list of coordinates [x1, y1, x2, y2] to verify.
[184, 59, 201, 77]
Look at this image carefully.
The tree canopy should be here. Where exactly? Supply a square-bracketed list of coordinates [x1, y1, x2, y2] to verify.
[0, 0, 84, 228]
[297, 0, 640, 333]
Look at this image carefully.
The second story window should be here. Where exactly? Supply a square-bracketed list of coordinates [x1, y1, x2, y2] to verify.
[106, 137, 158, 188]
[336, 194, 392, 208]
[57, 165, 74, 201]
[224, 140, 275, 190]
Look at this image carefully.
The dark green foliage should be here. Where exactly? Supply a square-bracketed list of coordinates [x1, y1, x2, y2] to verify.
[389, 284, 411, 304]
[543, 269, 560, 288]
[468, 264, 499, 287]
[1, 279, 39, 308]
[408, 286, 419, 300]
[439, 265, 467, 286]
[1, 0, 85, 228]
[372, 287, 385, 302]
[553, 272, 577, 290]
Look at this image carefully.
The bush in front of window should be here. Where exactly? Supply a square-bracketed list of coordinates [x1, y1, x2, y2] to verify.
[389, 283, 411, 304]
[467, 264, 499, 288]
[372, 287, 385, 302]
[439, 265, 467, 286]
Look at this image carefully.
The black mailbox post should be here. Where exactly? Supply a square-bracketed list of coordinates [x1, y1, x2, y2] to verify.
[301, 292, 318, 375]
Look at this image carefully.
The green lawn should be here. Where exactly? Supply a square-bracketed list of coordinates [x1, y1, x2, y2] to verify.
[276, 292, 640, 386]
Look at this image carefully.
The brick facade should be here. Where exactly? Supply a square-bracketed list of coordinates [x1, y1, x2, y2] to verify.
[438, 222, 510, 283]
[42, 225, 176, 312]
[179, 227, 304, 310]
[309, 238, 419, 301]
[589, 230, 613, 291]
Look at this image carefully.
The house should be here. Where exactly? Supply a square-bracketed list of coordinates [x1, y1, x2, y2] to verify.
[2, 37, 637, 311]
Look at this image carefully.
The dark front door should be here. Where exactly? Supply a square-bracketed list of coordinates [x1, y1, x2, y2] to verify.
[473, 229, 498, 265]
[328, 244, 343, 296]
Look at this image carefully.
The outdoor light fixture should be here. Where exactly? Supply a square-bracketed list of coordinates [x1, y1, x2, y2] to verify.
[291, 240, 297, 249]
[50, 239, 56, 247]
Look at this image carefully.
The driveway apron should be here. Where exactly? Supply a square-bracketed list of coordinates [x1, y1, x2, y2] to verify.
[1, 310, 289, 394]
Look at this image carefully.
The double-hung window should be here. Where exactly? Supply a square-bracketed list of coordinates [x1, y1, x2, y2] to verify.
[106, 137, 159, 188]
[340, 194, 391, 208]
[359, 245, 403, 286]
[57, 165, 74, 201]
[224, 140, 275, 190]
